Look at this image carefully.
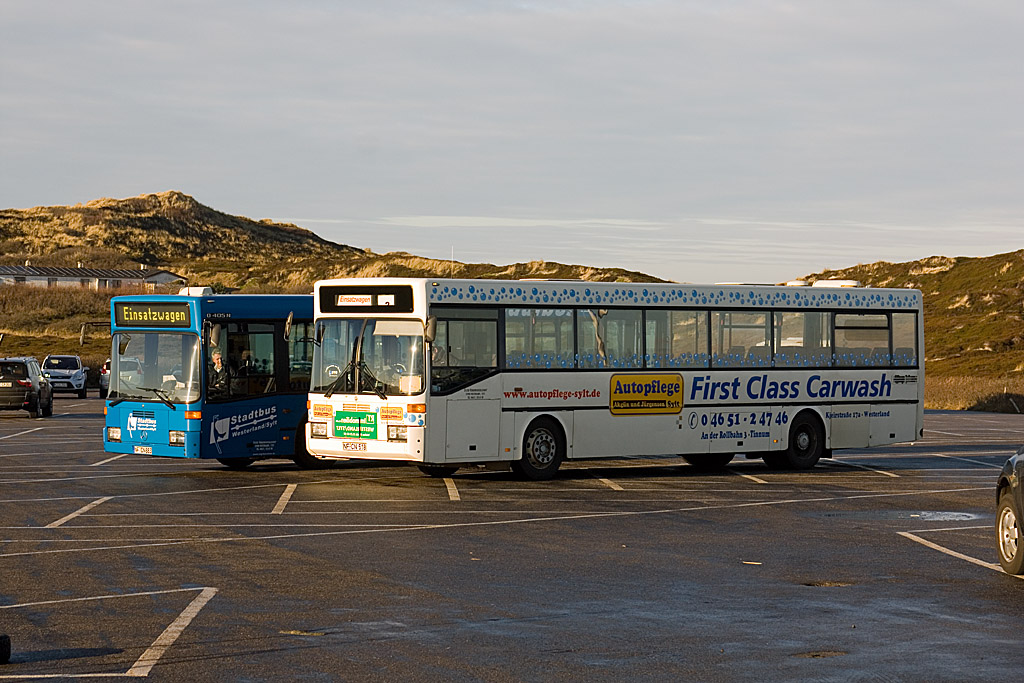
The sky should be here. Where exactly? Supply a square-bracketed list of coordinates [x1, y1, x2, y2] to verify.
[2, 0, 1022, 284]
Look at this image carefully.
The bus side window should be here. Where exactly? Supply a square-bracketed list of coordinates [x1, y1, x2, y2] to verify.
[223, 323, 278, 398]
[288, 321, 314, 391]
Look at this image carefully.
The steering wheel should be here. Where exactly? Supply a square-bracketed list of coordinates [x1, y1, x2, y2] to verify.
[393, 363, 407, 374]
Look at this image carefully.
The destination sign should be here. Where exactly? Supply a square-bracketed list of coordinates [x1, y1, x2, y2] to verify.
[320, 285, 414, 313]
[114, 302, 192, 328]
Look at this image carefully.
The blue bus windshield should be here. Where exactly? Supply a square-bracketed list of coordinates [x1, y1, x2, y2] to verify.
[109, 332, 201, 404]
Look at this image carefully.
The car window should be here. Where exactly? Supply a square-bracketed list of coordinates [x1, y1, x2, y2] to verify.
[43, 356, 81, 370]
[0, 362, 28, 377]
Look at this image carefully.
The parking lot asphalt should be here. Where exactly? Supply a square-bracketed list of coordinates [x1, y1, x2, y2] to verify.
[0, 399, 1022, 681]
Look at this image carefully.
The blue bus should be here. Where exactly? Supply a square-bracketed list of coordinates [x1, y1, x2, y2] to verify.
[103, 290, 315, 468]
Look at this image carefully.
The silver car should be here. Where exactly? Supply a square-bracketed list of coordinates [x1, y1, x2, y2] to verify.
[42, 354, 89, 398]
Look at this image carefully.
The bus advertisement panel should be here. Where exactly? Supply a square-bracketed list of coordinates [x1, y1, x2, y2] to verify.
[304, 278, 923, 479]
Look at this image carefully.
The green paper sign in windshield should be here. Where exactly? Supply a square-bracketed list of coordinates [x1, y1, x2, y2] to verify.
[334, 411, 378, 439]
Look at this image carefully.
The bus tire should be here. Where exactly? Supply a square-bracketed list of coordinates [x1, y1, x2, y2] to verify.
[682, 453, 734, 470]
[512, 417, 564, 481]
[217, 458, 255, 470]
[417, 464, 460, 477]
[781, 412, 825, 470]
[292, 421, 331, 470]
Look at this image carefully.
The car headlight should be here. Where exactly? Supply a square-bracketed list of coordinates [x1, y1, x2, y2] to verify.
[310, 422, 328, 438]
[169, 430, 185, 446]
[107, 427, 121, 442]
[388, 425, 408, 442]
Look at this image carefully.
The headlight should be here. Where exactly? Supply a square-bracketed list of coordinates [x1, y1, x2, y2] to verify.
[169, 430, 185, 446]
[388, 425, 408, 442]
[310, 422, 328, 438]
[107, 427, 121, 442]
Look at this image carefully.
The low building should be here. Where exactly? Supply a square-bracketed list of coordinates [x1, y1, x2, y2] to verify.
[0, 264, 185, 291]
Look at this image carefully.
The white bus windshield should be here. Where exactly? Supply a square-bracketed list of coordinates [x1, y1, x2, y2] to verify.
[312, 319, 425, 397]
[109, 332, 202, 404]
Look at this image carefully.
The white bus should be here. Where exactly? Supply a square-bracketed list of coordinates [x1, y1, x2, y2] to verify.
[300, 278, 923, 479]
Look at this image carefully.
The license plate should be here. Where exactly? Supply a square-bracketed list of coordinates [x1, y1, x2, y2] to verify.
[133, 445, 153, 454]
[341, 442, 367, 452]
[54, 382, 68, 387]
[0, 381, 10, 388]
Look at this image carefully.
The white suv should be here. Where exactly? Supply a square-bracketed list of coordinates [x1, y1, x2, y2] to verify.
[42, 355, 89, 398]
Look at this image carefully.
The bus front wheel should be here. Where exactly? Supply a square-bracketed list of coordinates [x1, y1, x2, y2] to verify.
[417, 464, 460, 477]
[513, 417, 564, 481]
[292, 421, 332, 470]
[682, 453, 734, 470]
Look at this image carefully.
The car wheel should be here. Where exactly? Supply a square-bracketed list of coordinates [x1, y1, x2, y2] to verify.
[99, 387, 108, 399]
[997, 492, 1024, 574]
[512, 417, 564, 480]
[78, 388, 87, 399]
[42, 395, 53, 417]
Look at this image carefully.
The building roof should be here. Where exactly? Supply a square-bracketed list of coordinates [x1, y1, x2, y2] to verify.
[0, 265, 182, 280]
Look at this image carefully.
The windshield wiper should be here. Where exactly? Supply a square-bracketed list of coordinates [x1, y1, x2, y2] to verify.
[110, 387, 176, 409]
[324, 360, 356, 398]
[357, 364, 388, 400]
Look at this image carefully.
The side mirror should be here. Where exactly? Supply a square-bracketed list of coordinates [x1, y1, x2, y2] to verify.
[424, 316, 437, 344]
[315, 323, 325, 346]
[118, 334, 132, 356]
[284, 311, 294, 341]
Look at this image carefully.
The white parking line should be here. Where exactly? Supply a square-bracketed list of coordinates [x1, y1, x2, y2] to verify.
[897, 531, 1018, 577]
[126, 587, 218, 677]
[0, 586, 218, 679]
[0, 485, 989, 559]
[90, 454, 128, 467]
[272, 484, 297, 514]
[595, 477, 624, 491]
[828, 459, 900, 478]
[444, 478, 461, 501]
[45, 497, 113, 528]
[0, 428, 44, 441]
[929, 453, 1004, 469]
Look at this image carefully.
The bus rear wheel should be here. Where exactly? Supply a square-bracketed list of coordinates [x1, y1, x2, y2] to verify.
[417, 464, 460, 477]
[682, 453, 734, 470]
[512, 417, 564, 481]
[771, 412, 825, 470]
[217, 458, 255, 470]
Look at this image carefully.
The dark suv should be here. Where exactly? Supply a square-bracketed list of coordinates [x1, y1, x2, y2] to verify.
[0, 357, 53, 418]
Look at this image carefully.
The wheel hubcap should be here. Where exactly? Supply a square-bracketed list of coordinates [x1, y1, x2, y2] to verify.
[1000, 507, 1019, 562]
[526, 429, 556, 467]
[795, 430, 811, 453]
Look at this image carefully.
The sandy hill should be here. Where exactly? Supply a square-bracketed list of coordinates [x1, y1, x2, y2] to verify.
[0, 191, 662, 291]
